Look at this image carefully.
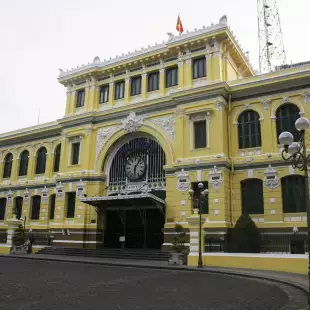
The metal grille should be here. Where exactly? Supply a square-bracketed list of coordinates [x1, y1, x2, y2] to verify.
[109, 137, 166, 186]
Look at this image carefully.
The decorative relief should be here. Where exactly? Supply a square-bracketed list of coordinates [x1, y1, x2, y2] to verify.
[302, 92, 310, 104]
[95, 126, 119, 160]
[121, 112, 144, 133]
[148, 115, 175, 142]
[175, 107, 184, 118]
[261, 98, 271, 111]
[215, 100, 226, 112]
[176, 169, 191, 192]
[264, 164, 279, 189]
[56, 182, 64, 200]
[41, 186, 49, 204]
[7, 190, 13, 205]
[76, 179, 86, 198]
[209, 166, 223, 192]
[23, 188, 30, 203]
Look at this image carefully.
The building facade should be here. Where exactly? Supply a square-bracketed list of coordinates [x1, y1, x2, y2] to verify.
[0, 16, 310, 251]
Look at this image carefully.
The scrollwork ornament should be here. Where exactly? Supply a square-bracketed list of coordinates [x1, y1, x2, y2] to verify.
[121, 112, 144, 133]
[176, 169, 190, 192]
[208, 166, 223, 191]
[302, 92, 310, 104]
[148, 115, 175, 142]
[263, 165, 279, 189]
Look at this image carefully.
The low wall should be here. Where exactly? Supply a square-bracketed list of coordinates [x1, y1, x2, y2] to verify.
[188, 252, 308, 275]
[0, 244, 44, 255]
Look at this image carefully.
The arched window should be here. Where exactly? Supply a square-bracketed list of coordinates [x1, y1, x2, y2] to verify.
[49, 194, 56, 220]
[238, 110, 261, 149]
[31, 196, 41, 220]
[53, 144, 61, 173]
[14, 197, 23, 220]
[281, 175, 306, 213]
[276, 104, 300, 142]
[3, 153, 13, 178]
[19, 150, 29, 176]
[0, 198, 6, 220]
[35, 147, 47, 174]
[241, 179, 264, 214]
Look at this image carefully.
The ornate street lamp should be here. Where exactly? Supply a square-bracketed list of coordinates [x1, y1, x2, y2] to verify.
[189, 183, 209, 268]
[278, 117, 310, 306]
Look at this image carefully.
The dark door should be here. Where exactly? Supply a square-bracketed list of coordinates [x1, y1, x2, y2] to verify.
[104, 210, 123, 248]
[145, 209, 165, 249]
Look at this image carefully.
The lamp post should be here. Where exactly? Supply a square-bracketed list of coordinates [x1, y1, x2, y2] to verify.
[188, 183, 209, 268]
[278, 117, 310, 307]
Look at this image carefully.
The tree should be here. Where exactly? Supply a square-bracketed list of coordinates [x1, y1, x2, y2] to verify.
[227, 213, 261, 253]
[171, 224, 187, 253]
[12, 224, 26, 246]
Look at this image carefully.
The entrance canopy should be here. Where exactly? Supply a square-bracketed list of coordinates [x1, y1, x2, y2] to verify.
[80, 193, 165, 209]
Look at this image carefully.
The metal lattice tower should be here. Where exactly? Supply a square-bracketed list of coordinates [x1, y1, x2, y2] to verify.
[257, 0, 287, 73]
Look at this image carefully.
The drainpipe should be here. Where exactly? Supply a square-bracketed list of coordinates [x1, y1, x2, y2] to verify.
[227, 94, 234, 227]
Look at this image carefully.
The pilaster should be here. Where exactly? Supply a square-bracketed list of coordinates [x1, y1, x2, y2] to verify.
[108, 82, 115, 106]
[45, 144, 54, 179]
[59, 138, 67, 172]
[85, 78, 97, 111]
[206, 44, 213, 81]
[141, 72, 147, 100]
[124, 77, 131, 103]
[159, 63, 165, 96]
[28, 151, 36, 181]
[39, 187, 50, 226]
[69, 90, 76, 114]
[184, 57, 192, 88]
[210, 41, 223, 82]
[11, 152, 19, 182]
[177, 58, 184, 88]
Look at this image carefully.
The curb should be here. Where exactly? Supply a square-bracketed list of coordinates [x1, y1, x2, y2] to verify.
[0, 254, 308, 296]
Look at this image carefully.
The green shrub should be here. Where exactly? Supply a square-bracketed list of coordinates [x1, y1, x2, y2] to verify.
[227, 213, 261, 253]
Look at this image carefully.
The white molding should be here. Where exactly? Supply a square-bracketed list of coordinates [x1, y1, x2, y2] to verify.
[202, 252, 308, 259]
[52, 240, 102, 244]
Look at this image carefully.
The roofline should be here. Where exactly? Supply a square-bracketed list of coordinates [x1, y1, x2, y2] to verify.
[58, 17, 254, 82]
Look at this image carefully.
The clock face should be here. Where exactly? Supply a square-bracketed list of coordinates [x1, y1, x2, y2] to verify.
[125, 156, 146, 181]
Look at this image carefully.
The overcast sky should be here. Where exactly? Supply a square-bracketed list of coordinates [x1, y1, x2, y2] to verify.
[0, 0, 309, 134]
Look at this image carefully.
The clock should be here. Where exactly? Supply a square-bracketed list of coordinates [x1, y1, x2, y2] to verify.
[125, 156, 146, 181]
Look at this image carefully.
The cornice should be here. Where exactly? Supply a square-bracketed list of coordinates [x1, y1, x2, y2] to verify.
[58, 17, 253, 84]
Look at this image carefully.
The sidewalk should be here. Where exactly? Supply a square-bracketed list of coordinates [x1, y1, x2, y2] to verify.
[0, 253, 308, 293]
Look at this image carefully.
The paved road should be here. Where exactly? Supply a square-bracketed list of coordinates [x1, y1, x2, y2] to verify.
[0, 258, 306, 310]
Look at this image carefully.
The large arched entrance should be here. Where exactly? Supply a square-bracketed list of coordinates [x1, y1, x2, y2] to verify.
[97, 136, 166, 249]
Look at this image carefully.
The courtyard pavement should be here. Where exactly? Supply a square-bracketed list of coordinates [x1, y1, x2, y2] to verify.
[0, 256, 308, 309]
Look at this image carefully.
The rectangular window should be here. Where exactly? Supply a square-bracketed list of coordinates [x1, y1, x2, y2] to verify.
[71, 142, 80, 165]
[191, 182, 209, 214]
[0, 198, 6, 220]
[165, 67, 178, 88]
[99, 85, 109, 104]
[148, 71, 159, 92]
[66, 192, 76, 218]
[193, 57, 206, 79]
[114, 81, 125, 100]
[194, 120, 207, 149]
[31, 196, 41, 220]
[50, 195, 56, 220]
[131, 76, 142, 96]
[76, 89, 85, 108]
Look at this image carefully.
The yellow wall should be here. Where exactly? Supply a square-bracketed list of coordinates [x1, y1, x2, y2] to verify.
[188, 253, 308, 275]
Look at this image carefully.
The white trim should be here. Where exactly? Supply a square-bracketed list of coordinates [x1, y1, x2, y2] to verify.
[162, 243, 190, 246]
[202, 252, 308, 259]
[52, 240, 102, 244]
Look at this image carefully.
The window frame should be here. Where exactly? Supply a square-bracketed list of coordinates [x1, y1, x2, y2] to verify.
[192, 57, 206, 79]
[165, 66, 178, 88]
[53, 144, 61, 173]
[66, 192, 76, 218]
[276, 104, 300, 143]
[114, 81, 125, 100]
[3, 153, 13, 179]
[130, 76, 142, 96]
[31, 196, 41, 220]
[71, 142, 80, 165]
[148, 71, 160, 92]
[194, 120, 207, 149]
[99, 85, 109, 104]
[238, 110, 262, 149]
[0, 198, 6, 220]
[191, 181, 209, 214]
[14, 197, 23, 220]
[35, 147, 47, 175]
[281, 175, 306, 213]
[18, 150, 29, 177]
[241, 179, 264, 214]
[76, 89, 85, 108]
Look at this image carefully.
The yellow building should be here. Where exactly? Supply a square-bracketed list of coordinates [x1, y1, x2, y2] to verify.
[0, 16, 310, 253]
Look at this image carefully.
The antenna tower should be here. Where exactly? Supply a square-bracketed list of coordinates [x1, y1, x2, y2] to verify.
[257, 0, 287, 73]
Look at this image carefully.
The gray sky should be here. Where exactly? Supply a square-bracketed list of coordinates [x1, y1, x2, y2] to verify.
[0, 0, 309, 134]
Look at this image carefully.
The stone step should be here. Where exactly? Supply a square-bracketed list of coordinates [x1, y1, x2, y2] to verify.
[36, 247, 171, 261]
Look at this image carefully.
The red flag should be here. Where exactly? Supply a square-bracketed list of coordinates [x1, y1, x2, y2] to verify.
[176, 15, 184, 34]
